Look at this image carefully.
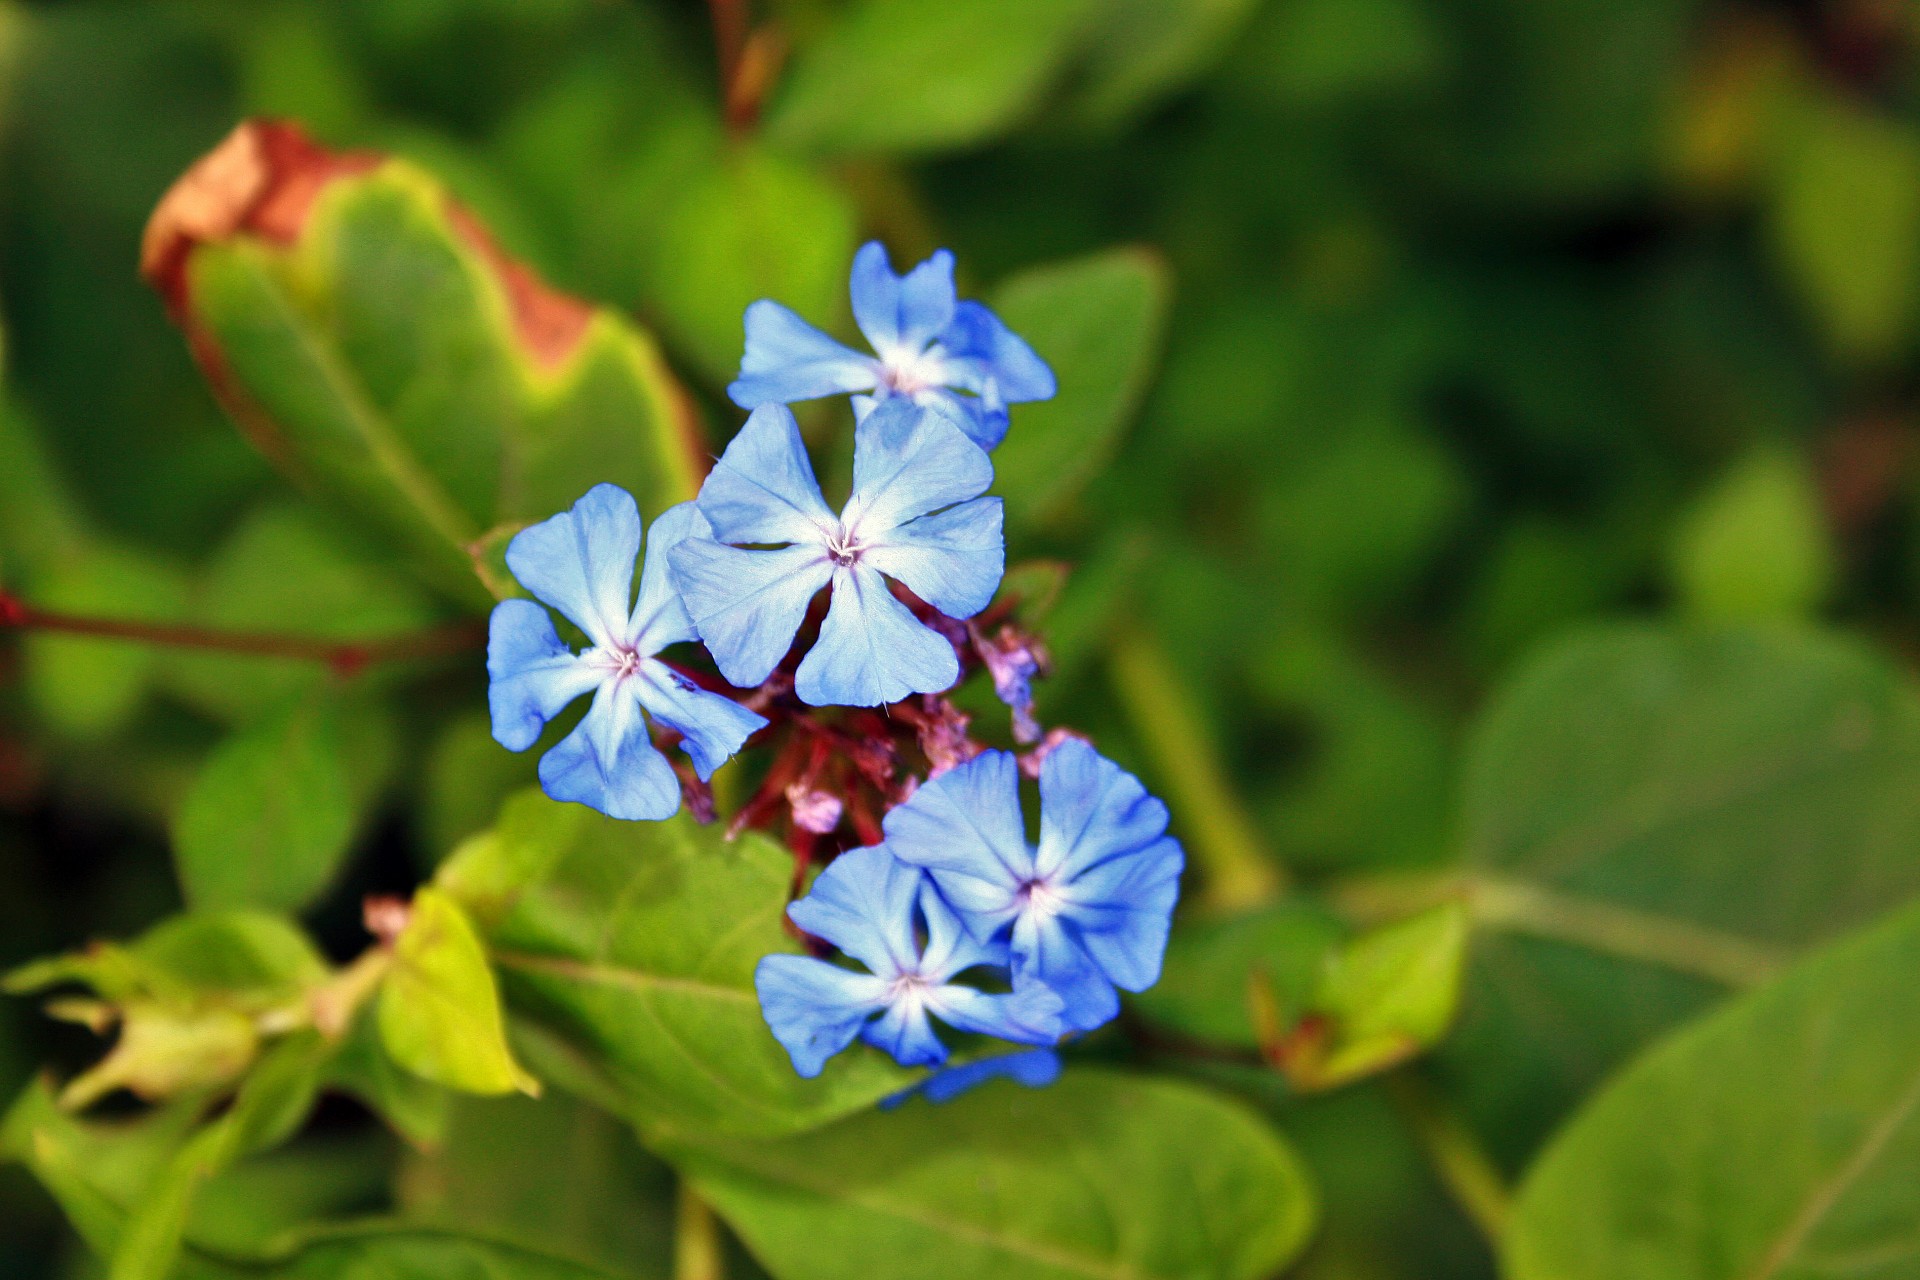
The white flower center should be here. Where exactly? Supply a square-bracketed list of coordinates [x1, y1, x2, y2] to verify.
[825, 528, 865, 568]
[1018, 877, 1065, 919]
[878, 345, 945, 397]
[594, 646, 642, 680]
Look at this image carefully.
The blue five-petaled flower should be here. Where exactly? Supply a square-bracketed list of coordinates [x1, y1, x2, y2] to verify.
[729, 241, 1056, 451]
[884, 739, 1184, 1033]
[669, 397, 1004, 707]
[487, 485, 768, 822]
[755, 846, 1065, 1077]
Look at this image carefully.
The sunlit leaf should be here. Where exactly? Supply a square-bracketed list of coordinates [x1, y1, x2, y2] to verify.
[379, 887, 538, 1098]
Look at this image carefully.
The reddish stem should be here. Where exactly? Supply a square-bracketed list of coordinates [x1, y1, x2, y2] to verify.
[0, 589, 483, 678]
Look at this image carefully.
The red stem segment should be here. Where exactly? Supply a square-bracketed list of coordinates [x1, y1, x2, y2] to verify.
[0, 590, 483, 678]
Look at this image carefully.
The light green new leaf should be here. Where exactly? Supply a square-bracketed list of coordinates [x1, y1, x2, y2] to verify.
[1303, 902, 1468, 1088]
[769, 0, 1102, 154]
[1441, 625, 1920, 1161]
[671, 1070, 1317, 1280]
[163, 126, 702, 600]
[1671, 446, 1834, 622]
[171, 694, 359, 914]
[379, 887, 537, 1098]
[1765, 93, 1920, 365]
[1507, 897, 1920, 1280]
[991, 248, 1171, 533]
[1132, 901, 1344, 1048]
[438, 789, 912, 1138]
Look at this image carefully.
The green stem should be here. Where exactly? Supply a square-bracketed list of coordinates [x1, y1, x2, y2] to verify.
[1108, 631, 1284, 911]
[675, 1180, 726, 1280]
[1386, 1072, 1511, 1249]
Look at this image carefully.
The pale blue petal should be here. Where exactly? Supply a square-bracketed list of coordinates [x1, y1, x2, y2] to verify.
[538, 680, 681, 821]
[880, 1049, 1061, 1107]
[505, 483, 641, 649]
[860, 999, 949, 1069]
[486, 600, 605, 752]
[730, 300, 879, 408]
[787, 845, 922, 979]
[630, 660, 766, 781]
[851, 393, 879, 422]
[793, 563, 958, 707]
[849, 242, 956, 355]
[755, 955, 890, 1078]
[882, 749, 1031, 937]
[939, 300, 1057, 403]
[916, 879, 1010, 981]
[841, 400, 993, 540]
[1034, 738, 1173, 881]
[696, 404, 837, 545]
[628, 501, 707, 652]
[1061, 835, 1184, 992]
[863, 497, 1004, 620]
[930, 980, 1065, 1045]
[1011, 912, 1119, 1033]
[667, 539, 832, 689]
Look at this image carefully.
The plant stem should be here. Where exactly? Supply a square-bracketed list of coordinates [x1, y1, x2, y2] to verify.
[0, 590, 483, 677]
[1109, 631, 1285, 911]
[1386, 1071, 1511, 1250]
[675, 1180, 727, 1280]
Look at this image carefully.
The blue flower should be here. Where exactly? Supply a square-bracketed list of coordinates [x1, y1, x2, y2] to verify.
[728, 241, 1056, 451]
[883, 740, 1183, 1033]
[878, 1048, 1062, 1109]
[488, 484, 767, 822]
[669, 398, 1004, 708]
[754, 845, 1064, 1077]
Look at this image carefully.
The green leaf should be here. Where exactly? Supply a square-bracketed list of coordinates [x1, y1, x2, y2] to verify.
[323, 1004, 452, 1149]
[1671, 446, 1834, 622]
[768, 0, 1102, 154]
[439, 789, 912, 1137]
[1441, 625, 1920, 1160]
[201, 1228, 635, 1279]
[1132, 901, 1343, 1048]
[990, 248, 1171, 533]
[1227, 0, 1447, 107]
[1765, 93, 1920, 364]
[671, 1070, 1318, 1280]
[1053, 0, 1264, 131]
[421, 709, 540, 864]
[161, 502, 433, 724]
[1296, 903, 1468, 1089]
[378, 887, 538, 1098]
[632, 133, 858, 384]
[171, 694, 359, 914]
[1506, 897, 1920, 1280]
[22, 544, 188, 739]
[152, 123, 702, 600]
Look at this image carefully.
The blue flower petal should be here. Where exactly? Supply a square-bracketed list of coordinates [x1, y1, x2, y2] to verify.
[880, 1049, 1062, 1108]
[939, 300, 1058, 404]
[860, 999, 949, 1069]
[916, 879, 1010, 981]
[630, 660, 766, 782]
[849, 242, 957, 356]
[842, 400, 993, 539]
[883, 749, 1030, 935]
[628, 501, 707, 652]
[486, 599, 604, 752]
[537, 680, 682, 821]
[1011, 911, 1120, 1033]
[729, 300, 879, 409]
[755, 954, 890, 1078]
[504, 483, 643, 649]
[787, 845, 922, 979]
[697, 404, 838, 546]
[794, 563, 958, 707]
[1034, 737, 1173, 881]
[930, 980, 1065, 1045]
[1061, 836, 1184, 992]
[864, 496, 1004, 620]
[668, 539, 832, 689]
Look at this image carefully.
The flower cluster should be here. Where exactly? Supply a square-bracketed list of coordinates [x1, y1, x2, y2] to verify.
[486, 243, 1182, 1093]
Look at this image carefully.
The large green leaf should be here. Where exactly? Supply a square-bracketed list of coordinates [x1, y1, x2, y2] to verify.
[991, 248, 1171, 534]
[768, 0, 1102, 154]
[1438, 625, 1920, 1161]
[1507, 897, 1920, 1280]
[147, 121, 703, 601]
[189, 1230, 631, 1280]
[439, 790, 911, 1138]
[671, 1070, 1317, 1280]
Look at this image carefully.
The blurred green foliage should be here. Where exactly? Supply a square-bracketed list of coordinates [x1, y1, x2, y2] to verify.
[3, 0, 1920, 1277]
